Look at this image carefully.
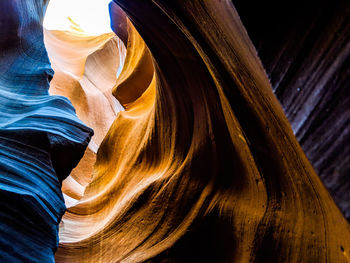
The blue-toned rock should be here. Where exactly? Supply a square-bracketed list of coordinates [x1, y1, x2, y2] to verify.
[0, 0, 93, 262]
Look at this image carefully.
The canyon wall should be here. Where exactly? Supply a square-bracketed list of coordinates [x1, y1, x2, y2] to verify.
[56, 0, 350, 262]
[0, 0, 349, 262]
[235, 0, 350, 221]
[0, 0, 93, 262]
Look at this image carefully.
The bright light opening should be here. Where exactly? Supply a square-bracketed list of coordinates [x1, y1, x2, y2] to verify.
[44, 0, 113, 36]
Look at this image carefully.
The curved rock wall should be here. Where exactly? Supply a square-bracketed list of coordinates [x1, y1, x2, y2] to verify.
[1, 0, 349, 262]
[235, 0, 350, 221]
[43, 9, 127, 207]
[0, 0, 93, 262]
[55, 0, 350, 262]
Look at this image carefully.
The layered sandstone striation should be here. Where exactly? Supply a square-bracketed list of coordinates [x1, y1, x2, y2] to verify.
[0, 0, 349, 263]
[55, 0, 350, 262]
[0, 0, 93, 262]
[235, 0, 350, 221]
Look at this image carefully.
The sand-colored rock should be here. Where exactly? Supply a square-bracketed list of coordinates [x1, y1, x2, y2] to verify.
[55, 1, 350, 262]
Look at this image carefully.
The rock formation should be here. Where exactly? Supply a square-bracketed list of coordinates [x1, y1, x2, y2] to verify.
[56, 0, 350, 262]
[0, 0, 349, 262]
[235, 0, 350, 221]
[0, 0, 93, 262]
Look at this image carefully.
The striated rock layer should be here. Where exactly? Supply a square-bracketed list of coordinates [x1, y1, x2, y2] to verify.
[55, 0, 350, 262]
[43, 3, 126, 207]
[0, 0, 93, 262]
[235, 0, 350, 221]
[0, 0, 349, 262]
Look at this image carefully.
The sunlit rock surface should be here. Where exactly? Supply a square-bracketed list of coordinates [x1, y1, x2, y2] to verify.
[43, 1, 126, 207]
[0, 0, 93, 261]
[55, 0, 350, 262]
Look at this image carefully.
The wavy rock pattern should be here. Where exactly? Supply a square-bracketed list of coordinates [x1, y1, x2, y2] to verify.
[235, 0, 350, 221]
[45, 18, 126, 207]
[1, 0, 349, 262]
[0, 0, 93, 262]
[55, 0, 350, 262]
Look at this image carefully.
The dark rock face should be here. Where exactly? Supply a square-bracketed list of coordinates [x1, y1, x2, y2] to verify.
[0, 130, 65, 262]
[0, 0, 93, 261]
[234, 0, 350, 219]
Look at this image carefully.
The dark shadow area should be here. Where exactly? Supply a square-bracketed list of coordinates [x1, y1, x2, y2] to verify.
[235, 0, 350, 220]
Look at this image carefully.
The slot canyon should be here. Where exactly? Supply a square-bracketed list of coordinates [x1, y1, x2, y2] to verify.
[0, 0, 349, 262]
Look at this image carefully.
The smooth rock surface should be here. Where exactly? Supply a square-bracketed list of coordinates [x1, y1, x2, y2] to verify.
[55, 1, 350, 262]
